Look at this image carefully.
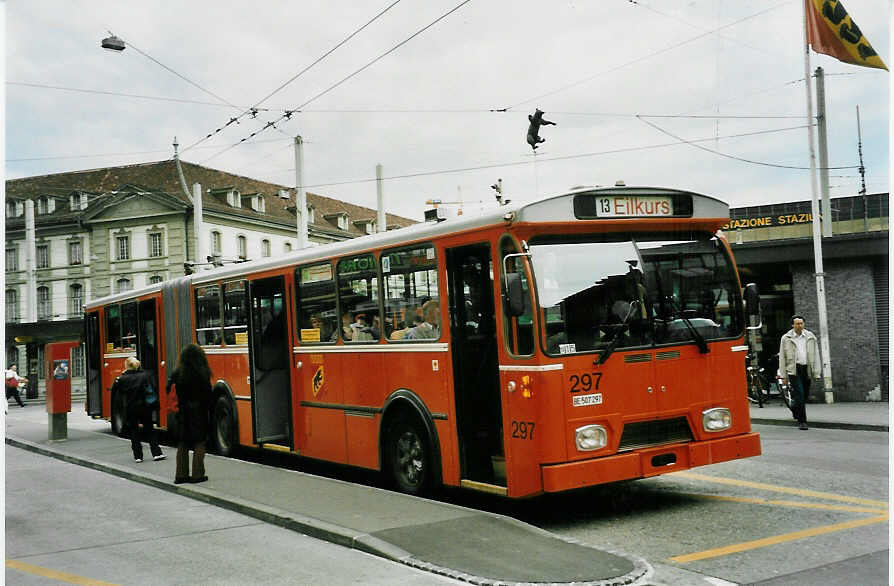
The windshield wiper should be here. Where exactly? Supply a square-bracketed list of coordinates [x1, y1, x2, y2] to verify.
[665, 296, 709, 354]
[595, 301, 639, 365]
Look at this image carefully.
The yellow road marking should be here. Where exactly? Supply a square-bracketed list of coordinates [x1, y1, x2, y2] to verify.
[674, 471, 888, 508]
[687, 493, 887, 514]
[6, 560, 118, 585]
[669, 514, 889, 563]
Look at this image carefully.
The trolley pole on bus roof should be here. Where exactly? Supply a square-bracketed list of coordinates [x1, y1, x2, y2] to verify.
[295, 135, 308, 249]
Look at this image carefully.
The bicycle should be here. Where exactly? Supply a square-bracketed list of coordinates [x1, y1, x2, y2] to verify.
[745, 353, 769, 407]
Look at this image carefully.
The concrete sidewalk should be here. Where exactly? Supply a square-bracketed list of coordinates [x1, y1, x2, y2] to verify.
[5, 405, 657, 586]
[749, 400, 889, 432]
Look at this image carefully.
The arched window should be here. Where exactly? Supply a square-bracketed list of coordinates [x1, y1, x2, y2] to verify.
[261, 239, 271, 258]
[37, 286, 51, 320]
[211, 231, 222, 255]
[237, 236, 247, 260]
[69, 284, 83, 318]
[284, 242, 293, 253]
[116, 278, 132, 293]
[6, 289, 18, 322]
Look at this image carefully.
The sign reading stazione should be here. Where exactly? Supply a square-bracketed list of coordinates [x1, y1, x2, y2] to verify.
[722, 212, 814, 230]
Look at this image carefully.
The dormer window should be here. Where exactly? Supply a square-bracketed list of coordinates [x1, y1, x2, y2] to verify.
[307, 205, 315, 224]
[353, 219, 376, 234]
[241, 193, 265, 213]
[69, 193, 79, 211]
[37, 196, 48, 215]
[6, 201, 16, 217]
[324, 212, 350, 231]
[229, 190, 241, 208]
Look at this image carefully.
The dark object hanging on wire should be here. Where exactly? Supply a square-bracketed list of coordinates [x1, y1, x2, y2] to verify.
[526, 109, 556, 151]
[101, 34, 126, 52]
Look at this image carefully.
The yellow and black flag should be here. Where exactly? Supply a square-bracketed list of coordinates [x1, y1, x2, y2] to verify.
[806, 0, 887, 70]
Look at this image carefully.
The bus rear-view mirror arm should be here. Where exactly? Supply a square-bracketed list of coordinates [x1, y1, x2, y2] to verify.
[502, 252, 531, 317]
[743, 282, 762, 330]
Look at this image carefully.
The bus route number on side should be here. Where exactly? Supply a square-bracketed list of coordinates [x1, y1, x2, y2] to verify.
[570, 372, 603, 407]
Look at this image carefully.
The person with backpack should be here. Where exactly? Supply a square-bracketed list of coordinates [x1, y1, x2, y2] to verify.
[112, 356, 165, 462]
[5, 365, 26, 408]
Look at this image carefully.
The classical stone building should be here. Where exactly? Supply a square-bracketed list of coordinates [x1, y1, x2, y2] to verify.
[4, 160, 414, 399]
[726, 192, 888, 402]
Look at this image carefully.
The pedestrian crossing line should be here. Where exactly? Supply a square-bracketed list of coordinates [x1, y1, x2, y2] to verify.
[673, 471, 888, 508]
[684, 493, 887, 514]
[5, 559, 118, 585]
[668, 513, 888, 563]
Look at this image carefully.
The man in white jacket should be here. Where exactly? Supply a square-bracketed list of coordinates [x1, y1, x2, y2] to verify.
[779, 315, 821, 430]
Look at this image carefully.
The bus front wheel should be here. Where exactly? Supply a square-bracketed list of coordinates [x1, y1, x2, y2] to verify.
[386, 417, 430, 495]
[211, 395, 237, 456]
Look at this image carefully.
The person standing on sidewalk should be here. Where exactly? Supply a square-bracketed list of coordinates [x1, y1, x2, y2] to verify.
[779, 315, 821, 430]
[167, 344, 212, 484]
[5, 365, 26, 408]
[113, 357, 165, 463]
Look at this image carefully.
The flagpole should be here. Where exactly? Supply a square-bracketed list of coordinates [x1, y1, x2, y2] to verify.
[802, 0, 834, 403]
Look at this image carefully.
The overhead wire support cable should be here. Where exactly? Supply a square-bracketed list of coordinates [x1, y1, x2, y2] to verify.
[292, 124, 819, 189]
[636, 116, 858, 170]
[509, 1, 789, 109]
[201, 0, 475, 164]
[182, 0, 404, 155]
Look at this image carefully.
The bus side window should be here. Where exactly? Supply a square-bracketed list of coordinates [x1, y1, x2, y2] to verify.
[296, 263, 337, 344]
[500, 240, 534, 356]
[337, 254, 380, 343]
[121, 302, 138, 351]
[223, 281, 248, 345]
[381, 245, 439, 342]
[195, 285, 223, 346]
[105, 304, 122, 352]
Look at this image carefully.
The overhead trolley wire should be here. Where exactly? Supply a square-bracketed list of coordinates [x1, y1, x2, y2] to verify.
[181, 0, 405, 155]
[200, 0, 475, 164]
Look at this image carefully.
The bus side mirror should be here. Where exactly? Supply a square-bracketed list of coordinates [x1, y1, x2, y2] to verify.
[503, 272, 525, 317]
[744, 282, 761, 329]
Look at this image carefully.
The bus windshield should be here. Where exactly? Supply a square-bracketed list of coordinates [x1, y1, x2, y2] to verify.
[530, 233, 742, 357]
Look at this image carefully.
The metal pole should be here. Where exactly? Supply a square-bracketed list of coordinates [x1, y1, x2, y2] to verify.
[25, 199, 37, 322]
[192, 183, 205, 266]
[295, 136, 308, 249]
[376, 164, 386, 233]
[856, 105, 868, 230]
[803, 3, 834, 403]
[815, 67, 833, 237]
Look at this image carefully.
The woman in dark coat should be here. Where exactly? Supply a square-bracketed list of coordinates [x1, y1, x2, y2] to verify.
[166, 344, 212, 484]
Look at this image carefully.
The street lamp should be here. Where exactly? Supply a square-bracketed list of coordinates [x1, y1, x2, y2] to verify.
[101, 34, 125, 52]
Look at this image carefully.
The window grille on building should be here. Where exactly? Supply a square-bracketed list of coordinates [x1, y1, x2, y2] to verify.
[116, 236, 130, 261]
[69, 241, 82, 265]
[36, 245, 49, 269]
[69, 284, 83, 318]
[6, 247, 17, 272]
[37, 286, 51, 320]
[6, 290, 18, 323]
[71, 345, 85, 378]
[149, 233, 163, 257]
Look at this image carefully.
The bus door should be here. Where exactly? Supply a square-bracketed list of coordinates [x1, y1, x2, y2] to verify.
[137, 299, 160, 423]
[446, 243, 505, 487]
[84, 311, 102, 416]
[248, 276, 292, 447]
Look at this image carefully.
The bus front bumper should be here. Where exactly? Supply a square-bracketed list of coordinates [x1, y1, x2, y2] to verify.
[541, 432, 761, 493]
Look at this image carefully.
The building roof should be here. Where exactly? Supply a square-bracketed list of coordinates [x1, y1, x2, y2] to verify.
[5, 159, 415, 236]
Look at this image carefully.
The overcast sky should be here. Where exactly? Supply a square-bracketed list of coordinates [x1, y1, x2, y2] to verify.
[5, 0, 890, 221]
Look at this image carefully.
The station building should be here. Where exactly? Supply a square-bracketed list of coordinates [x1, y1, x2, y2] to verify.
[4, 160, 414, 400]
[726, 192, 888, 402]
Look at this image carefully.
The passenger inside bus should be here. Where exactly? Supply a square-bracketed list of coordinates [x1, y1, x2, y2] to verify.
[405, 300, 440, 340]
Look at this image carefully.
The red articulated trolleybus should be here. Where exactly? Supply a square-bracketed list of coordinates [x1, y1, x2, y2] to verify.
[84, 186, 761, 498]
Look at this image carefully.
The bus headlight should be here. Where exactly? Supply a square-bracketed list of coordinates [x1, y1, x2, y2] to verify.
[702, 408, 731, 432]
[575, 424, 607, 451]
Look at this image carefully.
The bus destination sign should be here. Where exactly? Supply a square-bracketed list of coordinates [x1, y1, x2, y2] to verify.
[573, 192, 687, 219]
[595, 195, 672, 218]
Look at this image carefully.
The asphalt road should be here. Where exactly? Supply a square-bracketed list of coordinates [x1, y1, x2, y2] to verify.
[508, 423, 889, 585]
[5, 446, 465, 586]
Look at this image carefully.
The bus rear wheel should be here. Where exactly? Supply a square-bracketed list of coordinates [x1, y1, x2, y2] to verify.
[386, 417, 430, 495]
[211, 394, 237, 456]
